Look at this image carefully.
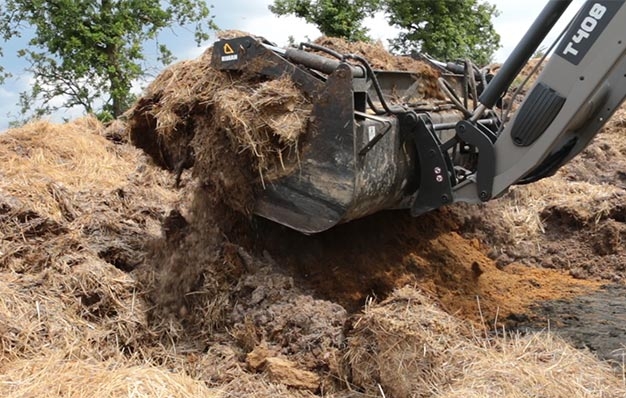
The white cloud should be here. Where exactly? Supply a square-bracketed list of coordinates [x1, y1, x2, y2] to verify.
[0, 94, 18, 131]
[239, 14, 321, 47]
[0, 72, 32, 131]
[0, 86, 17, 99]
[131, 77, 150, 96]
[363, 12, 400, 45]
[0, 72, 105, 130]
[492, 0, 585, 63]
[45, 103, 87, 123]
[181, 44, 209, 60]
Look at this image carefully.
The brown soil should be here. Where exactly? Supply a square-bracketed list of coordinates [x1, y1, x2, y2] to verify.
[254, 208, 601, 325]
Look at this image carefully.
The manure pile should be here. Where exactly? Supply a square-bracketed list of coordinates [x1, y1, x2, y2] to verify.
[1, 35, 625, 397]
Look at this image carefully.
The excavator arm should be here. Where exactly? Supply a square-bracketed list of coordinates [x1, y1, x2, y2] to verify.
[455, 0, 626, 203]
[211, 0, 626, 234]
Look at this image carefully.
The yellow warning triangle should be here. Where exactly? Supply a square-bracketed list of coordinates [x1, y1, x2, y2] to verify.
[223, 43, 235, 55]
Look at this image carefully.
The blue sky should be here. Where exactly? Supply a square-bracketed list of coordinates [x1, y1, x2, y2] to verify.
[0, 0, 583, 131]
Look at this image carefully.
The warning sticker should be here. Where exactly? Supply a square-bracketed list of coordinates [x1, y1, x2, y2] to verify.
[223, 43, 235, 55]
[220, 42, 237, 62]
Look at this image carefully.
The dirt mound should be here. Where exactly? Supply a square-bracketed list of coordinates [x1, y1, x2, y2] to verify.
[347, 287, 466, 397]
[0, 354, 215, 398]
[231, 259, 347, 371]
[0, 118, 329, 396]
[0, 117, 175, 273]
[0, 118, 175, 366]
[346, 287, 626, 398]
[255, 208, 601, 326]
[235, 283, 346, 391]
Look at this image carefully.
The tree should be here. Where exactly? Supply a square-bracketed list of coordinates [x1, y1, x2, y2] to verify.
[385, 0, 500, 65]
[269, 0, 500, 65]
[0, 50, 6, 86]
[0, 0, 216, 120]
[269, 0, 381, 42]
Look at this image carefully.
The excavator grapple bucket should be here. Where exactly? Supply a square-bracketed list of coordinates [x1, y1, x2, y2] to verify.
[212, 36, 432, 233]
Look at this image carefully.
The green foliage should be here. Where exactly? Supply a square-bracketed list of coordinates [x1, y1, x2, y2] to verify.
[386, 0, 500, 65]
[0, 52, 7, 85]
[269, 0, 500, 65]
[0, 4, 8, 86]
[0, 0, 216, 119]
[269, 0, 381, 42]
